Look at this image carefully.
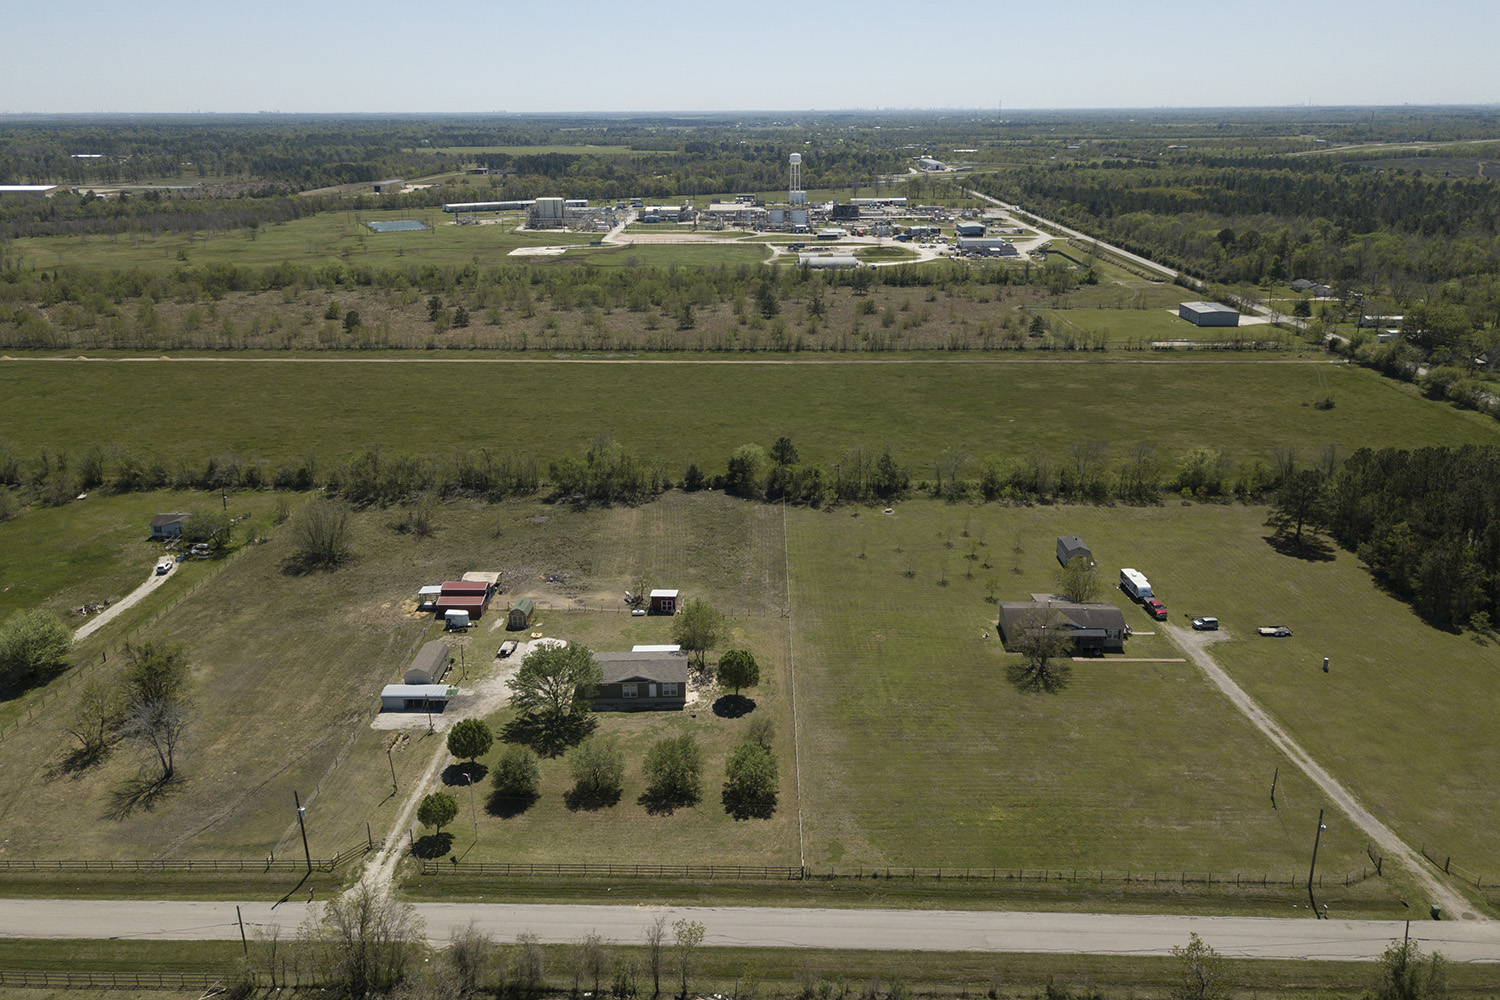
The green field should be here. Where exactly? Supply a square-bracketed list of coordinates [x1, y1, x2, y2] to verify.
[2, 358, 1495, 475]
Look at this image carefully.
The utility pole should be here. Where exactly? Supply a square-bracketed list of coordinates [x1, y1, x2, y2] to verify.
[387, 742, 398, 792]
[1307, 808, 1326, 918]
[466, 772, 477, 843]
[294, 790, 312, 875]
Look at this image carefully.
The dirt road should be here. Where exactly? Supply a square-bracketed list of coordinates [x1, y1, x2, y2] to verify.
[72, 562, 174, 643]
[1166, 624, 1477, 921]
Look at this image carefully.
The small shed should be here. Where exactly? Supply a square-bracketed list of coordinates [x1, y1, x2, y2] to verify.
[1178, 301, 1240, 327]
[379, 684, 454, 712]
[404, 640, 451, 685]
[150, 513, 191, 539]
[507, 597, 535, 630]
[1056, 535, 1093, 568]
[649, 589, 680, 615]
[416, 585, 442, 610]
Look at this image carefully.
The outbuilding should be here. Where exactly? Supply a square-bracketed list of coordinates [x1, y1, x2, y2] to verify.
[1178, 301, 1240, 327]
[433, 580, 494, 619]
[379, 684, 455, 712]
[1056, 535, 1093, 568]
[649, 589, 680, 615]
[507, 597, 536, 630]
[404, 640, 451, 685]
[956, 237, 1018, 255]
[798, 254, 861, 269]
[955, 221, 987, 238]
[150, 513, 191, 539]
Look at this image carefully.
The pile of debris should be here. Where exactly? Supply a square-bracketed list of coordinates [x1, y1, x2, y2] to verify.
[71, 600, 110, 617]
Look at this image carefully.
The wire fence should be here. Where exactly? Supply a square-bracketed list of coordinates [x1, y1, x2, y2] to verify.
[0, 838, 380, 875]
[522, 600, 788, 618]
[0, 969, 224, 990]
[1421, 844, 1488, 887]
[421, 860, 1380, 888]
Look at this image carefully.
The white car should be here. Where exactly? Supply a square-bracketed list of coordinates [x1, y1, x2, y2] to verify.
[155, 559, 173, 576]
[1191, 617, 1219, 631]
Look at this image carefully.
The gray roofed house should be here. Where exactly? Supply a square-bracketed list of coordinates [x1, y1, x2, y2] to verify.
[150, 513, 191, 539]
[591, 650, 689, 711]
[996, 599, 1128, 654]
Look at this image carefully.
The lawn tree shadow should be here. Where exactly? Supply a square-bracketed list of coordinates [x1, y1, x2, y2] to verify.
[712, 695, 757, 719]
[442, 762, 489, 786]
[51, 740, 117, 779]
[104, 770, 184, 821]
[563, 783, 623, 812]
[1007, 659, 1072, 694]
[1263, 533, 1336, 562]
[411, 832, 455, 859]
[722, 786, 778, 821]
[486, 788, 540, 819]
[499, 713, 596, 759]
[0, 664, 70, 705]
[638, 788, 699, 816]
[279, 552, 354, 577]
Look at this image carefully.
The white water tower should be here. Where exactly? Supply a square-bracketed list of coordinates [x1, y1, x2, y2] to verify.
[789, 152, 806, 206]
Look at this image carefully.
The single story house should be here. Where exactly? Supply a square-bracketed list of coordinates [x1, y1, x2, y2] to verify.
[150, 513, 191, 539]
[507, 597, 535, 630]
[649, 589, 680, 615]
[590, 651, 689, 711]
[1056, 535, 1093, 568]
[996, 599, 1128, 654]
[403, 640, 451, 685]
[379, 684, 455, 712]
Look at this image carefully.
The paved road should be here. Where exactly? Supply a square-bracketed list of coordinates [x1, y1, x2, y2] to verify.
[1, 900, 1496, 962]
[1165, 625, 1477, 922]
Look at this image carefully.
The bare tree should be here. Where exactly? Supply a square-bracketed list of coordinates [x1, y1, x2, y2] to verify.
[446, 920, 495, 995]
[303, 882, 423, 999]
[645, 915, 667, 997]
[119, 698, 188, 782]
[508, 932, 546, 1000]
[1055, 556, 1100, 604]
[1008, 608, 1075, 693]
[64, 677, 120, 764]
[292, 498, 353, 569]
[1068, 441, 1108, 496]
[673, 920, 705, 1000]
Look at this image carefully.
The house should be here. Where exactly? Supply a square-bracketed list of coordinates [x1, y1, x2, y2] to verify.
[150, 513, 191, 539]
[649, 589, 680, 615]
[507, 597, 535, 630]
[996, 599, 1128, 655]
[404, 640, 451, 685]
[590, 651, 689, 711]
[379, 684, 455, 712]
[1056, 535, 1093, 568]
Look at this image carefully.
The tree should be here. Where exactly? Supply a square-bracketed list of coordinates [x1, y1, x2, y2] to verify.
[446, 719, 494, 764]
[1008, 608, 1074, 693]
[491, 744, 541, 802]
[291, 497, 352, 569]
[644, 734, 702, 807]
[445, 921, 495, 996]
[770, 436, 799, 467]
[725, 444, 768, 498]
[508, 932, 546, 1000]
[723, 742, 778, 817]
[509, 642, 602, 721]
[1375, 938, 1447, 1000]
[65, 676, 120, 763]
[716, 649, 760, 695]
[746, 715, 775, 749]
[644, 915, 667, 998]
[417, 791, 459, 834]
[0, 609, 70, 689]
[1265, 468, 1328, 547]
[1171, 933, 1227, 1000]
[672, 919, 705, 999]
[118, 696, 188, 782]
[568, 734, 625, 804]
[1054, 555, 1099, 604]
[671, 599, 724, 669]
[343, 310, 361, 333]
[122, 641, 188, 706]
[305, 882, 423, 1000]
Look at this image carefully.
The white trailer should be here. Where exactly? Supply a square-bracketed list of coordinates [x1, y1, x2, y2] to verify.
[1119, 568, 1152, 601]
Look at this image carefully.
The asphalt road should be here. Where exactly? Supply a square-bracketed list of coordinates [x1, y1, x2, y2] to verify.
[2, 901, 1496, 962]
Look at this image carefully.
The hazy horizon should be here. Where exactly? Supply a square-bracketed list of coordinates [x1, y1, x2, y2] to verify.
[4, 0, 1497, 116]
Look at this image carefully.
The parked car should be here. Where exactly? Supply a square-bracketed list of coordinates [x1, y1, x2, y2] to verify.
[155, 559, 173, 576]
[1191, 616, 1219, 631]
[1144, 598, 1167, 621]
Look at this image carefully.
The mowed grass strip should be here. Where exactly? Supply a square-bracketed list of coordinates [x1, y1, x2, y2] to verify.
[786, 501, 1369, 877]
[3, 360, 1494, 474]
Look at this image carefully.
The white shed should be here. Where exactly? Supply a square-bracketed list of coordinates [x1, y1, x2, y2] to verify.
[379, 684, 455, 712]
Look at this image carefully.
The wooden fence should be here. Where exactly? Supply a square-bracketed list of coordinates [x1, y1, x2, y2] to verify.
[421, 860, 1378, 888]
[0, 969, 222, 989]
[1421, 844, 1488, 887]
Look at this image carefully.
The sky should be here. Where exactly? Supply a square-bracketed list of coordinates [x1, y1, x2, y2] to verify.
[4, 0, 1498, 114]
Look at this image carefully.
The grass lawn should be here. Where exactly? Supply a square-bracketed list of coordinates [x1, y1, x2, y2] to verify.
[3, 359, 1495, 477]
[1036, 307, 1294, 348]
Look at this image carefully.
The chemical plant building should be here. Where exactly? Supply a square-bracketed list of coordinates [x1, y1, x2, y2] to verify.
[799, 254, 861, 269]
[957, 237, 1019, 256]
[955, 221, 987, 238]
[1178, 302, 1241, 327]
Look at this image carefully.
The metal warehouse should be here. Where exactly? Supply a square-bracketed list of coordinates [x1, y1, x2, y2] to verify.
[798, 254, 861, 269]
[1178, 302, 1240, 327]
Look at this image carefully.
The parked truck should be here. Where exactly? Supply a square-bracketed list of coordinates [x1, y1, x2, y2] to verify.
[1119, 568, 1153, 602]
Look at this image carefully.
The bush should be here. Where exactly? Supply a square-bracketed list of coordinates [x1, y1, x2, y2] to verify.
[492, 744, 541, 801]
[643, 734, 702, 807]
[0, 609, 71, 690]
[446, 718, 493, 763]
[568, 735, 625, 805]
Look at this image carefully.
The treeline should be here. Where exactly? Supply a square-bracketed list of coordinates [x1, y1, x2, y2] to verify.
[1326, 446, 1500, 628]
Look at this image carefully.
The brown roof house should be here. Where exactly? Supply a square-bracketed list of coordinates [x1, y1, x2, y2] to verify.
[590, 650, 689, 711]
[996, 596, 1128, 655]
